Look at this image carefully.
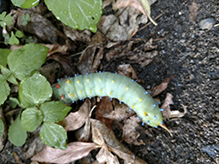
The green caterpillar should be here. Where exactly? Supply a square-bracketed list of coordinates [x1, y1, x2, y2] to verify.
[53, 72, 165, 128]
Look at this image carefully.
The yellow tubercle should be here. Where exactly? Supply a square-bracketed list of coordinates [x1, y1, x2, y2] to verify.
[144, 112, 147, 116]
[121, 97, 123, 100]
[87, 79, 90, 81]
[70, 94, 74, 97]
[110, 92, 112, 95]
[79, 91, 82, 93]
[132, 105, 134, 109]
[100, 90, 102, 92]
[112, 80, 114, 83]
[139, 98, 142, 101]
[89, 90, 91, 92]
[99, 79, 101, 81]
[77, 80, 80, 83]
[126, 87, 129, 90]
[66, 80, 70, 84]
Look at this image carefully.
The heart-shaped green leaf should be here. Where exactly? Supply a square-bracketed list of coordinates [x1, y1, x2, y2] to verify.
[19, 72, 53, 108]
[40, 122, 67, 149]
[21, 107, 43, 132]
[45, 0, 102, 32]
[40, 101, 71, 123]
[8, 113, 27, 147]
[8, 43, 49, 81]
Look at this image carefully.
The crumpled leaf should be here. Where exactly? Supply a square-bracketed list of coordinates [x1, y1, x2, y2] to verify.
[91, 119, 148, 164]
[92, 127, 120, 164]
[103, 103, 135, 122]
[31, 142, 98, 163]
[117, 64, 141, 82]
[113, 0, 157, 25]
[75, 105, 96, 142]
[122, 116, 144, 145]
[161, 93, 187, 119]
[59, 99, 90, 131]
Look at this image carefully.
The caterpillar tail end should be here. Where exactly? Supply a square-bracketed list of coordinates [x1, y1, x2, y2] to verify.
[159, 123, 172, 136]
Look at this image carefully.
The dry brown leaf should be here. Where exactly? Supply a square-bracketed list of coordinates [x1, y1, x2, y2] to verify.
[76, 105, 96, 142]
[161, 94, 187, 119]
[59, 99, 91, 131]
[117, 64, 142, 82]
[77, 46, 104, 75]
[92, 127, 120, 164]
[95, 97, 113, 129]
[96, 146, 120, 164]
[31, 142, 98, 163]
[113, 0, 157, 25]
[48, 53, 76, 77]
[9, 9, 66, 43]
[160, 93, 174, 119]
[103, 104, 135, 122]
[63, 25, 92, 43]
[150, 75, 174, 97]
[188, 2, 200, 21]
[122, 116, 145, 145]
[90, 119, 148, 164]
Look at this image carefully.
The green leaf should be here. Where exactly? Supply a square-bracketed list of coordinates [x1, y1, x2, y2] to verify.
[8, 113, 27, 146]
[9, 97, 20, 108]
[15, 30, 24, 38]
[21, 14, 31, 26]
[8, 43, 49, 81]
[19, 72, 52, 108]
[0, 12, 6, 20]
[0, 118, 4, 139]
[11, 0, 26, 6]
[4, 14, 12, 26]
[40, 101, 71, 123]
[11, 0, 39, 8]
[0, 12, 12, 28]
[0, 65, 18, 84]
[9, 31, 19, 45]
[40, 122, 67, 149]
[0, 49, 11, 67]
[21, 107, 43, 132]
[0, 74, 10, 105]
[45, 0, 102, 32]
[21, 0, 39, 8]
[3, 33, 10, 44]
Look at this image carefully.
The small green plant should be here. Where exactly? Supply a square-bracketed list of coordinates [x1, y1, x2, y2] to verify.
[21, 13, 31, 26]
[0, 11, 26, 45]
[0, 43, 71, 149]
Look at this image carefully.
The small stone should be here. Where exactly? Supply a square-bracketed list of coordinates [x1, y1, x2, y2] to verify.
[199, 18, 216, 30]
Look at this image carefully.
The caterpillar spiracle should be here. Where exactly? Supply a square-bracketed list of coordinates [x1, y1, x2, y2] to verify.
[53, 72, 169, 130]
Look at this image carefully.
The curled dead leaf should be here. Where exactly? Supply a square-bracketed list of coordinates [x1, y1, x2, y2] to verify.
[150, 75, 174, 97]
[59, 99, 91, 131]
[161, 93, 187, 119]
[117, 64, 141, 82]
[90, 119, 148, 164]
[122, 116, 144, 145]
[31, 142, 98, 163]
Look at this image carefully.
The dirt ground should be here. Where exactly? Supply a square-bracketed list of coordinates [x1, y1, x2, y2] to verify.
[132, 0, 219, 163]
[0, 0, 219, 164]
